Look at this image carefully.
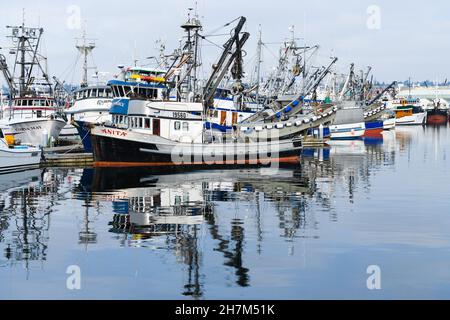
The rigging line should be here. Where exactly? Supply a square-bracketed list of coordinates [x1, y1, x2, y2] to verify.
[198, 35, 223, 50]
[203, 16, 241, 37]
[262, 43, 278, 60]
[59, 51, 81, 79]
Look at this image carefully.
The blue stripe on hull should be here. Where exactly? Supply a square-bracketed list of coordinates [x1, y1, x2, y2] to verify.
[204, 122, 232, 132]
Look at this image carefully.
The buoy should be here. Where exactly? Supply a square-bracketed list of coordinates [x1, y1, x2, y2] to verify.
[5, 134, 15, 146]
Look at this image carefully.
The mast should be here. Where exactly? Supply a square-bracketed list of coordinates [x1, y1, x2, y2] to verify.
[75, 30, 96, 87]
[181, 8, 202, 99]
[6, 13, 50, 97]
[255, 25, 262, 102]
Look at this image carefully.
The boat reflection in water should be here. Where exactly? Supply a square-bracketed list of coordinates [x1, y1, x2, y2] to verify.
[77, 167, 314, 296]
[0, 169, 72, 270]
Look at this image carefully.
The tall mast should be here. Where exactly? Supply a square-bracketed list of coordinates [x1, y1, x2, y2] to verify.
[7, 12, 47, 96]
[76, 29, 96, 87]
[255, 25, 262, 102]
[181, 8, 202, 97]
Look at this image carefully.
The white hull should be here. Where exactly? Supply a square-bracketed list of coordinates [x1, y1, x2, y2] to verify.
[395, 112, 427, 126]
[330, 122, 365, 140]
[9, 118, 66, 146]
[0, 147, 42, 174]
[383, 118, 396, 130]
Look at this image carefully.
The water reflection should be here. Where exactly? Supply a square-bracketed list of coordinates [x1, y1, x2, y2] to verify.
[2, 126, 442, 299]
[0, 169, 71, 272]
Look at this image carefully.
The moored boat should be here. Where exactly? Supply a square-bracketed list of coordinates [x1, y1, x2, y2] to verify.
[394, 105, 427, 125]
[330, 102, 365, 140]
[0, 127, 42, 174]
[0, 23, 66, 146]
[425, 98, 449, 125]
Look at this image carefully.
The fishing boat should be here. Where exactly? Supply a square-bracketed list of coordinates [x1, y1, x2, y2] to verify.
[67, 85, 113, 152]
[91, 15, 303, 168]
[392, 99, 427, 125]
[0, 23, 66, 146]
[424, 98, 449, 125]
[330, 102, 365, 140]
[0, 126, 42, 174]
[91, 100, 302, 168]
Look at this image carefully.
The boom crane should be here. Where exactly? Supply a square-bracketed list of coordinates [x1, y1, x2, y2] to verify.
[0, 54, 16, 96]
[202, 16, 249, 109]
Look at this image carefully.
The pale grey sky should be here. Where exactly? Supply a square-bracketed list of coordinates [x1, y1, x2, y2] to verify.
[0, 0, 449, 86]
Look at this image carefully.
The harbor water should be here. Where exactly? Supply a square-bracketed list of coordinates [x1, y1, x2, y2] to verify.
[1, 125, 450, 299]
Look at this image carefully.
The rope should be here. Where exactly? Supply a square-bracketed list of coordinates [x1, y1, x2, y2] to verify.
[60, 124, 91, 155]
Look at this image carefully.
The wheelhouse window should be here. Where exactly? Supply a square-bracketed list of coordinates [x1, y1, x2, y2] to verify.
[174, 121, 181, 131]
[182, 122, 189, 132]
[138, 117, 143, 128]
[145, 118, 151, 129]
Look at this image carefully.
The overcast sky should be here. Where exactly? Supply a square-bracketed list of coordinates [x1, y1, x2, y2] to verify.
[0, 0, 449, 86]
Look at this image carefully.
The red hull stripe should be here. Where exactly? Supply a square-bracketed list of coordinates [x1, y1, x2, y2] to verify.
[94, 156, 301, 167]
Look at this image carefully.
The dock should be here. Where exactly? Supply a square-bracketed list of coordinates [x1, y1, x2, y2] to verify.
[303, 137, 328, 148]
[42, 144, 93, 167]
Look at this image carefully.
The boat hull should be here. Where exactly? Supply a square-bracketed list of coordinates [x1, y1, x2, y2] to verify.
[9, 118, 67, 146]
[0, 147, 42, 174]
[330, 122, 365, 140]
[426, 109, 448, 125]
[383, 118, 396, 130]
[395, 112, 427, 125]
[74, 120, 94, 153]
[91, 126, 302, 168]
[363, 121, 384, 137]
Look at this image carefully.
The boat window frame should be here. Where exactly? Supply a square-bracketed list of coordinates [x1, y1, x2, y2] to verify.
[144, 118, 151, 129]
[174, 121, 181, 131]
[182, 122, 189, 132]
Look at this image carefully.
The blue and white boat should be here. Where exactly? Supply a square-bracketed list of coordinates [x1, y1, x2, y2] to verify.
[329, 102, 366, 140]
[66, 85, 113, 152]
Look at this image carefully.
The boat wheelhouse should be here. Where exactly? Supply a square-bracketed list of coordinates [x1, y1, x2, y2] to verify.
[0, 96, 66, 146]
[65, 85, 114, 152]
[109, 68, 170, 129]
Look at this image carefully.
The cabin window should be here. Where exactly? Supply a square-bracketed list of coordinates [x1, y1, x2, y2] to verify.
[37, 110, 42, 118]
[174, 121, 181, 131]
[138, 117, 143, 128]
[118, 86, 125, 97]
[145, 118, 151, 129]
[124, 86, 133, 97]
[106, 89, 112, 98]
[182, 122, 189, 132]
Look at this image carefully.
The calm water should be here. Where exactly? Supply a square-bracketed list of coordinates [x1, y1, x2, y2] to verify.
[1, 125, 450, 300]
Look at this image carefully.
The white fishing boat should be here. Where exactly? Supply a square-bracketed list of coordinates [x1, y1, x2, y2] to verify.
[330, 102, 365, 140]
[0, 23, 66, 146]
[0, 127, 42, 174]
[1, 96, 67, 146]
[66, 85, 113, 152]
